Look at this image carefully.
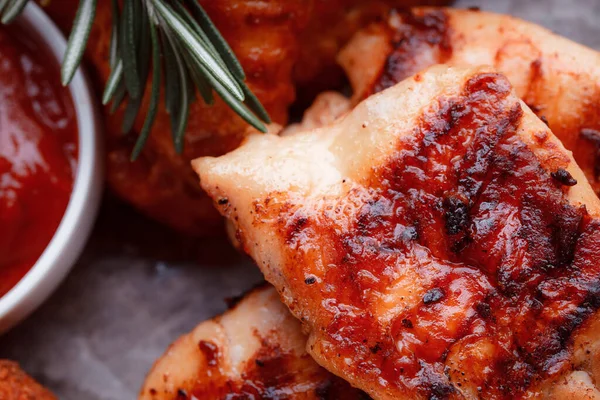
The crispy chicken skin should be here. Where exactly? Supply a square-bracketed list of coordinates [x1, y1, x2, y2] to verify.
[338, 7, 600, 196]
[0, 360, 56, 400]
[40, 0, 451, 236]
[194, 65, 600, 399]
[139, 285, 365, 400]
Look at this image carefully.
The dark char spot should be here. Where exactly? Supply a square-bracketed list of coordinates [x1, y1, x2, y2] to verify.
[444, 195, 469, 235]
[476, 302, 492, 319]
[401, 318, 414, 328]
[551, 168, 577, 186]
[305, 276, 317, 285]
[370, 343, 382, 354]
[423, 288, 445, 305]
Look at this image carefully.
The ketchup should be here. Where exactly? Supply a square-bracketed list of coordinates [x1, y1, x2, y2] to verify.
[0, 25, 77, 297]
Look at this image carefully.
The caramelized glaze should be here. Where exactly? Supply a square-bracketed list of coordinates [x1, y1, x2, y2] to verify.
[140, 286, 367, 400]
[190, 340, 361, 399]
[267, 73, 600, 398]
[372, 9, 451, 94]
[339, 7, 600, 197]
[195, 66, 600, 399]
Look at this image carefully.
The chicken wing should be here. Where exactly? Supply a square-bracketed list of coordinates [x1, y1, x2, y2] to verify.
[338, 7, 600, 196]
[0, 360, 56, 400]
[194, 65, 600, 399]
[139, 285, 366, 400]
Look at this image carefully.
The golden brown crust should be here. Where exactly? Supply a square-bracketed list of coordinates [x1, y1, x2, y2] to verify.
[194, 66, 600, 399]
[0, 360, 56, 400]
[338, 7, 600, 198]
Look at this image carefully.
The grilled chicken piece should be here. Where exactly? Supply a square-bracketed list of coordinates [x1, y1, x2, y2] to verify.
[194, 65, 600, 399]
[292, 0, 453, 102]
[338, 7, 600, 196]
[0, 360, 56, 400]
[40, 0, 451, 236]
[139, 285, 365, 400]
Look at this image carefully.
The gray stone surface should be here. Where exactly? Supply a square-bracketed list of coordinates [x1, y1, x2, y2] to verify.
[0, 197, 263, 399]
[1, 1, 599, 399]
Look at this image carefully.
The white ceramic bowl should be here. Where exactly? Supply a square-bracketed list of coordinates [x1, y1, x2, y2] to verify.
[0, 4, 103, 333]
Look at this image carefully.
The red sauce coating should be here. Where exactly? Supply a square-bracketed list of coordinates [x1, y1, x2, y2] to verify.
[364, 8, 600, 198]
[270, 73, 600, 398]
[0, 25, 77, 297]
[143, 285, 369, 400]
[371, 9, 451, 96]
[190, 338, 367, 400]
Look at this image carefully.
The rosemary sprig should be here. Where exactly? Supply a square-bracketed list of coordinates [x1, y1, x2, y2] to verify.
[2, 0, 270, 160]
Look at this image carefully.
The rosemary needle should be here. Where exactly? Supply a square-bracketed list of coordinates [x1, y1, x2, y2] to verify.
[1, 0, 271, 157]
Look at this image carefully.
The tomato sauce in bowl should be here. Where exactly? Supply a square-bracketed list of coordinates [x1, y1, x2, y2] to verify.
[0, 24, 77, 298]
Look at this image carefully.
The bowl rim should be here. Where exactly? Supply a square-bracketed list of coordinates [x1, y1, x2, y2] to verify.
[0, 3, 103, 332]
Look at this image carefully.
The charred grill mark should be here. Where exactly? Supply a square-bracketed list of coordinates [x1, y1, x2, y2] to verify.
[475, 301, 492, 319]
[580, 128, 600, 179]
[190, 289, 366, 399]
[370, 343, 382, 354]
[370, 9, 451, 95]
[553, 206, 585, 267]
[272, 72, 600, 399]
[192, 337, 365, 399]
[242, 344, 317, 398]
[357, 198, 393, 232]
